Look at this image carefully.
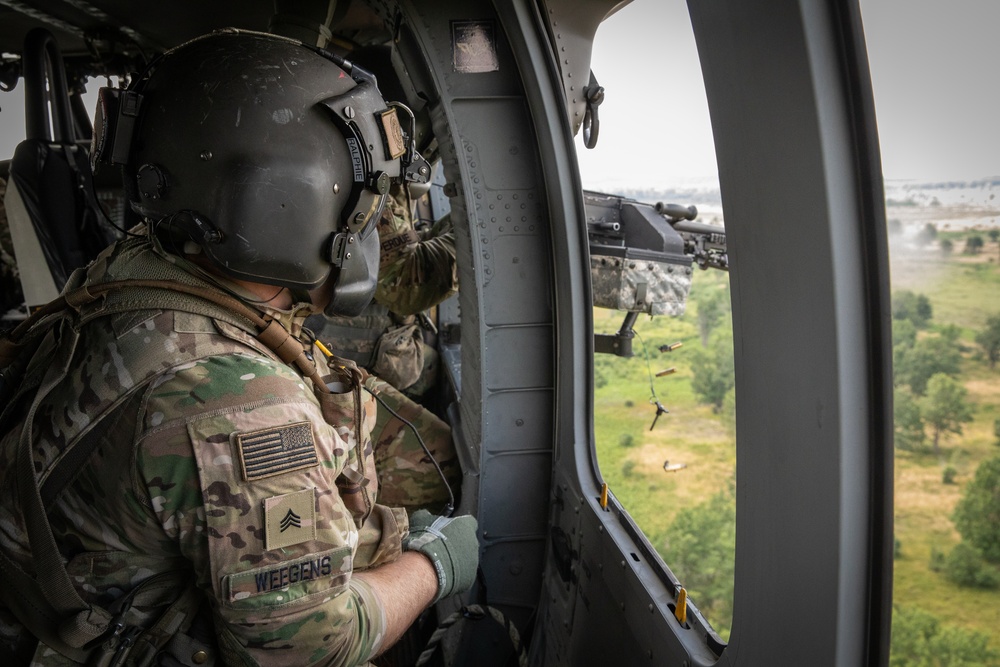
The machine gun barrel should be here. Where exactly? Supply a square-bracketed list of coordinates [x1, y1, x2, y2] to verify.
[652, 201, 727, 270]
[672, 219, 726, 239]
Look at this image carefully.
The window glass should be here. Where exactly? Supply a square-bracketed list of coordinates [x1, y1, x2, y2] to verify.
[0, 83, 26, 157]
[585, 1, 1000, 652]
[861, 1, 1000, 661]
[579, 0, 735, 640]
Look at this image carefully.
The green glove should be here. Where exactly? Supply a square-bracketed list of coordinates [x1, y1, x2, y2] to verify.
[403, 510, 480, 602]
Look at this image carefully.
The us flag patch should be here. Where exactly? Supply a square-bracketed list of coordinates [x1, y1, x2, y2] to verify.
[235, 422, 319, 481]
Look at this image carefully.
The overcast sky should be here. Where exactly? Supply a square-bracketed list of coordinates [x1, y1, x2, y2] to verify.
[1, 0, 998, 186]
[575, 0, 1000, 187]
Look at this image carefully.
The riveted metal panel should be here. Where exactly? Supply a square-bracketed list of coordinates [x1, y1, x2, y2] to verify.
[483, 389, 555, 453]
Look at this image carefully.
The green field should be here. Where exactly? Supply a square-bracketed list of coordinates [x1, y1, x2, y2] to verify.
[889, 239, 1000, 649]
[593, 269, 737, 636]
[592, 233, 1000, 653]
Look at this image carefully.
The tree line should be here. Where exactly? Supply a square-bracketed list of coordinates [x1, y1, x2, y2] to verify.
[670, 283, 1000, 661]
[890, 289, 1000, 605]
[887, 222, 1000, 257]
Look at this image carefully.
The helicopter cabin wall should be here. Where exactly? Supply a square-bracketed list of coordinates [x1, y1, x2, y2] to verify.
[407, 0, 723, 663]
[389, 0, 557, 662]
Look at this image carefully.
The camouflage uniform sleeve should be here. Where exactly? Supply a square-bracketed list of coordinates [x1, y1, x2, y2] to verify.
[136, 352, 386, 667]
[374, 187, 457, 316]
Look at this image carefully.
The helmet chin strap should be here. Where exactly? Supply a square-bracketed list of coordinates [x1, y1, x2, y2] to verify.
[288, 287, 313, 305]
[324, 226, 381, 317]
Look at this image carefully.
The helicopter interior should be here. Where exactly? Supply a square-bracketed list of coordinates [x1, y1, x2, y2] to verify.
[0, 1, 893, 665]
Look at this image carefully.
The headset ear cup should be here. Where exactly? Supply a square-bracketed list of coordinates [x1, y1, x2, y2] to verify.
[324, 227, 380, 317]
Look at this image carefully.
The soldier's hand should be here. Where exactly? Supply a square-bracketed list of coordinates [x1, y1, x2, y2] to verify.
[403, 510, 479, 603]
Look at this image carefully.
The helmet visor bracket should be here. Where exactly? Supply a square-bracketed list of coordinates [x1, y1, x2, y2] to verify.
[320, 81, 400, 237]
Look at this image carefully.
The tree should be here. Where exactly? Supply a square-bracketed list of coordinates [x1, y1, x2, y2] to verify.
[593, 354, 611, 389]
[893, 386, 925, 451]
[921, 374, 973, 453]
[943, 542, 1000, 589]
[975, 314, 1000, 369]
[695, 285, 728, 347]
[915, 223, 938, 247]
[690, 332, 735, 412]
[940, 238, 954, 256]
[989, 229, 999, 243]
[894, 334, 962, 395]
[892, 319, 917, 349]
[938, 323, 962, 344]
[890, 606, 999, 667]
[892, 290, 933, 329]
[964, 234, 984, 254]
[664, 489, 735, 637]
[953, 455, 1000, 563]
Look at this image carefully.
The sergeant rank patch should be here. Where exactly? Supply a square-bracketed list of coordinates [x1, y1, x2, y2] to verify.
[263, 488, 317, 550]
[235, 421, 318, 481]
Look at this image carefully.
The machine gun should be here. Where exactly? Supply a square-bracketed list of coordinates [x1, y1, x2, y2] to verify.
[585, 190, 727, 358]
[654, 202, 728, 271]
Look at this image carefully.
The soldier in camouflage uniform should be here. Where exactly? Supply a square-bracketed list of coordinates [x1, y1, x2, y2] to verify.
[308, 180, 461, 513]
[0, 30, 478, 667]
[306, 42, 457, 397]
[373, 184, 457, 320]
[309, 183, 457, 395]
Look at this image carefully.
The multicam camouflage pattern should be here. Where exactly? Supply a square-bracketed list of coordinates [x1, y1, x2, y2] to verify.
[374, 186, 458, 318]
[309, 185, 456, 394]
[141, 355, 387, 665]
[307, 306, 394, 370]
[364, 376, 460, 514]
[397, 342, 440, 399]
[0, 233, 402, 666]
[369, 322, 424, 390]
[309, 311, 434, 395]
[590, 254, 693, 317]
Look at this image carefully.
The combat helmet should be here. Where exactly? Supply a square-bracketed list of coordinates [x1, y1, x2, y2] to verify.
[91, 29, 415, 315]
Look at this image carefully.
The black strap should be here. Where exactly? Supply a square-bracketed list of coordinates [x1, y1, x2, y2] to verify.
[13, 324, 115, 647]
[0, 549, 90, 662]
[40, 391, 143, 508]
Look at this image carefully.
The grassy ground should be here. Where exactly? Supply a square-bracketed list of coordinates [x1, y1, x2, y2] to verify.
[592, 232, 1000, 649]
[889, 237, 1000, 644]
[592, 270, 736, 629]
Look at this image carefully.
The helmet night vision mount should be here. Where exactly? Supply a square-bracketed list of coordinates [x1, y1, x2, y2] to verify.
[91, 29, 430, 316]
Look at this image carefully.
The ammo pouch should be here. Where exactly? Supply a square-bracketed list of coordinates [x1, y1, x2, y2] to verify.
[372, 321, 424, 391]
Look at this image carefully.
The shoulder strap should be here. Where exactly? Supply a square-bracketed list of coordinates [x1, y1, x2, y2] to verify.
[40, 390, 144, 508]
[3, 278, 332, 393]
[0, 321, 112, 658]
